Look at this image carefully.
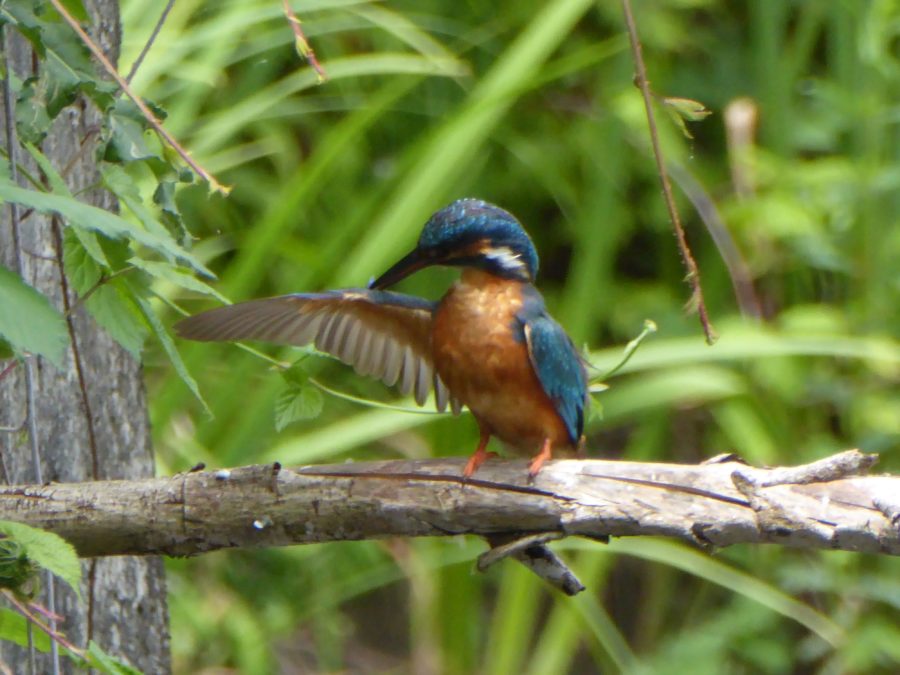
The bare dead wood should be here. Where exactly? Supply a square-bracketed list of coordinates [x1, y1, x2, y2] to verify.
[0, 450, 897, 595]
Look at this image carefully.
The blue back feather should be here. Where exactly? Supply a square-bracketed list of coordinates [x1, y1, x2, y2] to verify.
[515, 287, 587, 444]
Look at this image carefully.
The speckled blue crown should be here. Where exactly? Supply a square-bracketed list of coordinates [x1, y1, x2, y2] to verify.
[418, 199, 539, 280]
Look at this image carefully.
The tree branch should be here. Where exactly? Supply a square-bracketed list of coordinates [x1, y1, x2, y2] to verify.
[1, 450, 897, 594]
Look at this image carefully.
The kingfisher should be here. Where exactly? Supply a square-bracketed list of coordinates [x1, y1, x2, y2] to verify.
[177, 199, 588, 479]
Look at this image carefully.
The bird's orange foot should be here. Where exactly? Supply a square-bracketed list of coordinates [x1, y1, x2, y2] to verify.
[463, 430, 495, 478]
[463, 448, 498, 478]
[527, 438, 553, 482]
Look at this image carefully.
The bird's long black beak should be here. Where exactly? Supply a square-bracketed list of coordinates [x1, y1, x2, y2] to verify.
[368, 248, 430, 289]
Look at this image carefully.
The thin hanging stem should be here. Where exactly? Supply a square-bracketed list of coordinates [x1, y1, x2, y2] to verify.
[621, 0, 717, 344]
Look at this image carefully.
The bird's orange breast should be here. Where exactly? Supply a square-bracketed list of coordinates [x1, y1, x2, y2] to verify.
[431, 270, 571, 453]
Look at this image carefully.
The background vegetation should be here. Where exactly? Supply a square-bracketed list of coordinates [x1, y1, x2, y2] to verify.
[117, 0, 899, 672]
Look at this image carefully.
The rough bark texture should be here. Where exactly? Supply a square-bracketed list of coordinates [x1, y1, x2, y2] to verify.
[0, 2, 170, 672]
[0, 452, 895, 569]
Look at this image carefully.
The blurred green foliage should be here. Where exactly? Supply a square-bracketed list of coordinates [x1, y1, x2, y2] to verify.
[120, 0, 899, 672]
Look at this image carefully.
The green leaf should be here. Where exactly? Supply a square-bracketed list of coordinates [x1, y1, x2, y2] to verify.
[127, 258, 225, 302]
[661, 96, 712, 140]
[275, 382, 324, 431]
[0, 180, 211, 275]
[63, 228, 104, 295]
[0, 522, 82, 602]
[55, 0, 89, 22]
[15, 77, 52, 144]
[151, 180, 190, 243]
[105, 102, 157, 163]
[6, 12, 106, 142]
[0, 607, 51, 652]
[84, 282, 149, 357]
[101, 164, 182, 244]
[85, 640, 144, 675]
[663, 96, 713, 122]
[0, 338, 13, 359]
[132, 292, 210, 414]
[0, 265, 67, 365]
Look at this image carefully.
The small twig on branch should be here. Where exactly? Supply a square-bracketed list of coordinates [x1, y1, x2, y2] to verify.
[621, 0, 716, 344]
[0, 451, 897, 595]
[48, 0, 230, 195]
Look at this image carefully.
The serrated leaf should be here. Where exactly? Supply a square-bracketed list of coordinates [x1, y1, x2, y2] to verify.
[84, 282, 149, 357]
[21, 144, 108, 266]
[63, 228, 104, 295]
[0, 607, 51, 652]
[127, 258, 224, 302]
[20, 143, 110, 266]
[0, 180, 211, 275]
[275, 382, 324, 431]
[102, 164, 178, 243]
[0, 265, 67, 365]
[105, 109, 156, 163]
[0, 522, 81, 601]
[86, 640, 144, 675]
[132, 291, 210, 414]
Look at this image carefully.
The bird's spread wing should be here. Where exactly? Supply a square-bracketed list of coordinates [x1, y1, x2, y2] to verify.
[176, 289, 460, 412]
[519, 296, 587, 444]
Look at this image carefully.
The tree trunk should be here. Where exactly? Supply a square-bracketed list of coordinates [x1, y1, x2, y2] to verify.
[0, 1, 170, 672]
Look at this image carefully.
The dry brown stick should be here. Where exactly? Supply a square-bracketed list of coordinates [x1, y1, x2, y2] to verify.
[48, 0, 229, 195]
[621, 0, 716, 344]
[1, 450, 897, 594]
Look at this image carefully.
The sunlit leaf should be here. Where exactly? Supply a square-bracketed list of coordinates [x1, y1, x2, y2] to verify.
[0, 180, 210, 275]
[0, 265, 67, 365]
[63, 228, 104, 295]
[0, 522, 82, 602]
[275, 379, 324, 431]
[0, 608, 51, 651]
[127, 258, 225, 302]
[84, 282, 149, 357]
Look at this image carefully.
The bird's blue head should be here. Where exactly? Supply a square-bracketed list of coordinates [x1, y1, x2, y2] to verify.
[369, 199, 539, 289]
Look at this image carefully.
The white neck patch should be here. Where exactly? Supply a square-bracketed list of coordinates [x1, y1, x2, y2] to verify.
[482, 245, 525, 273]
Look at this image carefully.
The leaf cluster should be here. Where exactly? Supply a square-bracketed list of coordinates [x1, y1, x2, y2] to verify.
[0, 521, 138, 673]
[0, 0, 211, 412]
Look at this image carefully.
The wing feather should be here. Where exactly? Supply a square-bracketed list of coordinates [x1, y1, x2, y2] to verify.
[522, 314, 588, 444]
[177, 289, 462, 412]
